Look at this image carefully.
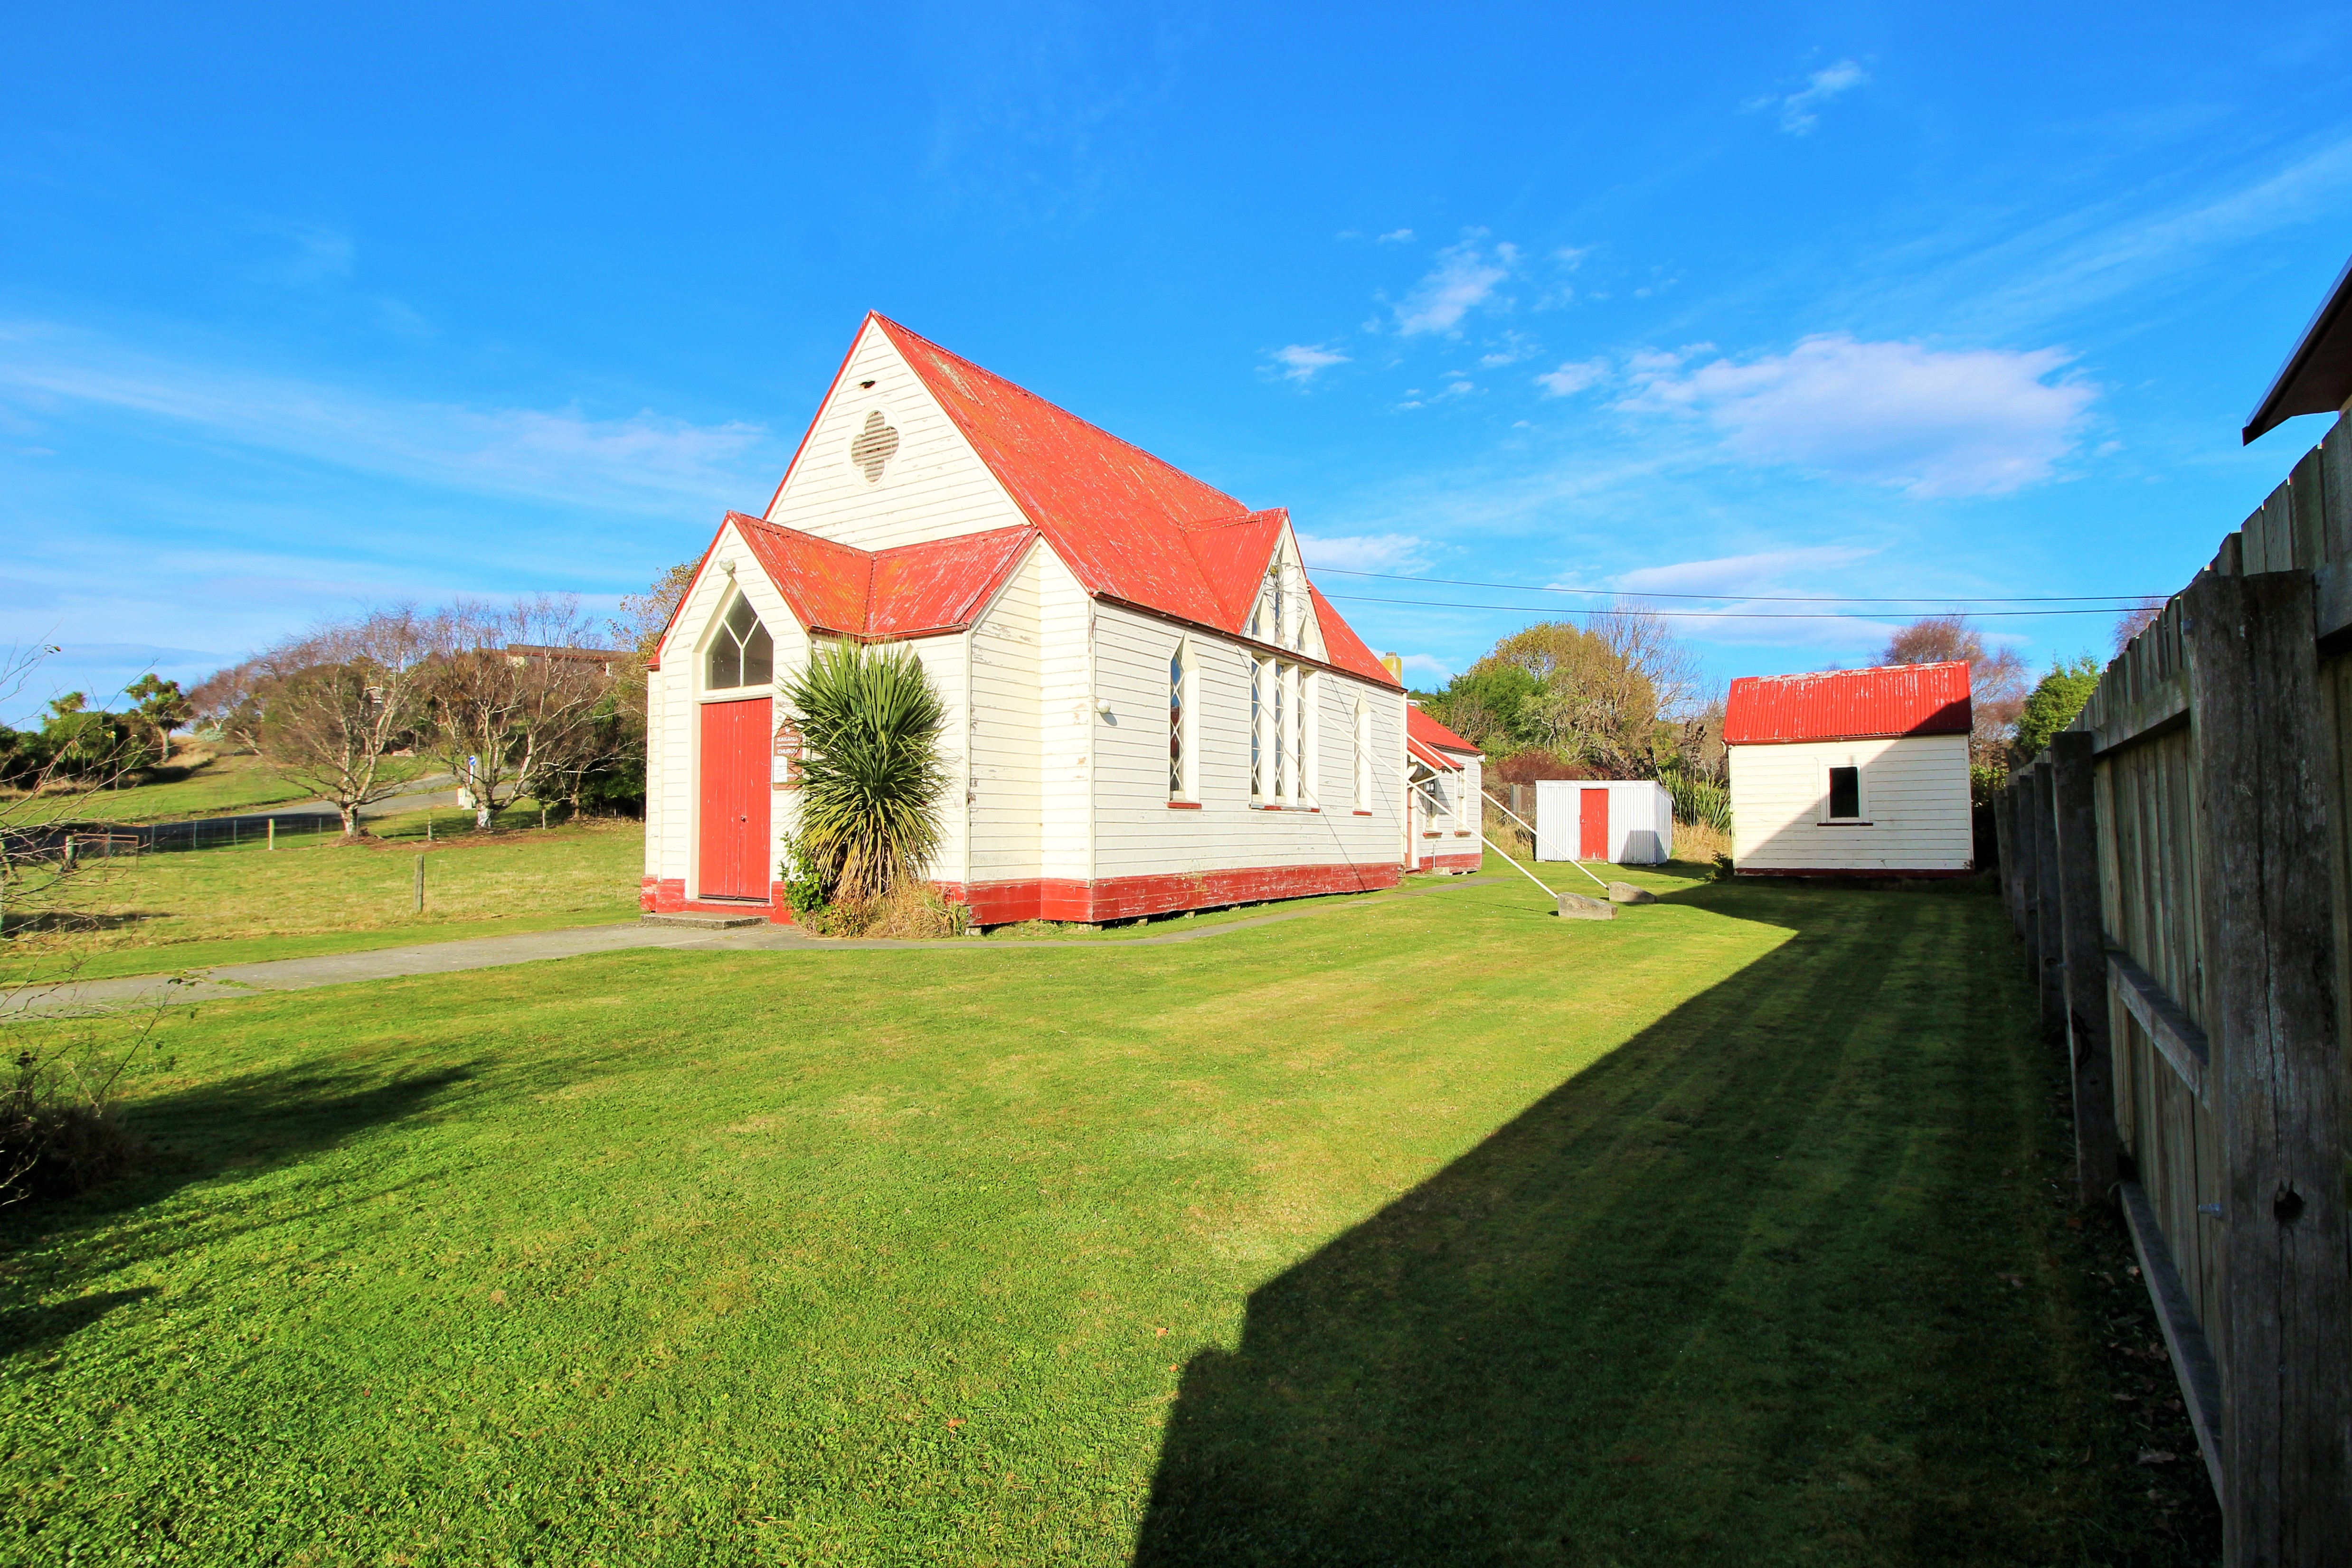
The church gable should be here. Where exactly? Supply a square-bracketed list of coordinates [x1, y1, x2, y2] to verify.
[758, 313, 1402, 692]
[764, 317, 1032, 554]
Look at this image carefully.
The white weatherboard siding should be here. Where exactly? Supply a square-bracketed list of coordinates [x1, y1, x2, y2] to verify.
[765, 321, 1030, 554]
[966, 541, 1044, 886]
[1729, 733, 1972, 873]
[903, 636, 970, 886]
[1039, 552, 1094, 884]
[1089, 601, 1405, 880]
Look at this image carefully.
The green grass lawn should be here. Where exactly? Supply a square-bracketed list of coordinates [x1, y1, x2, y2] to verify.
[0, 870, 2216, 1564]
[3, 815, 644, 980]
[0, 749, 435, 826]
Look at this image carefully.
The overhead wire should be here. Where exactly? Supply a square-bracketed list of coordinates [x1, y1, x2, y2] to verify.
[1320, 592, 2149, 620]
[1309, 565, 2166, 607]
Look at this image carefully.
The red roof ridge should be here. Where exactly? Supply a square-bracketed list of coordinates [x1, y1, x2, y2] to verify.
[872, 315, 1247, 520]
[1725, 660, 1973, 744]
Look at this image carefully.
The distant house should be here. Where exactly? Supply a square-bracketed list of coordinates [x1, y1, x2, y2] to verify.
[641, 314, 1415, 926]
[1724, 661, 1974, 877]
[1405, 706, 1483, 873]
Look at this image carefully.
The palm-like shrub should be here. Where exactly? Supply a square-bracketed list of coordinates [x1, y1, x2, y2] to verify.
[780, 642, 951, 905]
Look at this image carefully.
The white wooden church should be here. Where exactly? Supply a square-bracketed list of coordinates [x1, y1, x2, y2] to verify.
[642, 314, 1449, 927]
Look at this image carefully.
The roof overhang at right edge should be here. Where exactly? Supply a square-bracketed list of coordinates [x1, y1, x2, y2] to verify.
[2245, 251, 2352, 444]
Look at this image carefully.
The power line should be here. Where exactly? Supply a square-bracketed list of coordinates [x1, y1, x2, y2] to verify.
[1310, 565, 2165, 606]
[1320, 592, 2143, 620]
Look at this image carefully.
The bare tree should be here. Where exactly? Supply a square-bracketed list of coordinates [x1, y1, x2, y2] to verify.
[1880, 613, 2027, 764]
[228, 609, 434, 838]
[612, 561, 698, 659]
[2, 643, 181, 1205]
[2113, 597, 2164, 653]
[424, 597, 618, 826]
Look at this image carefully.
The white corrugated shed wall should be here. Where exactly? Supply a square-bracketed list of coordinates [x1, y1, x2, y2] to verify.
[1090, 601, 1404, 878]
[765, 322, 1029, 552]
[1728, 732, 1972, 873]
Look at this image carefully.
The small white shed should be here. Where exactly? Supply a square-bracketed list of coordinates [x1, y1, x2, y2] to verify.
[1534, 779, 1673, 864]
[1723, 661, 1974, 877]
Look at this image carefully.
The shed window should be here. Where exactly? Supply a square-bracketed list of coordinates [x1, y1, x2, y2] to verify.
[707, 594, 774, 691]
[1827, 765, 1861, 820]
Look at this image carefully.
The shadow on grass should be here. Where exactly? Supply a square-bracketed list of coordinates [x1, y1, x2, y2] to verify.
[0, 1061, 479, 1346]
[1133, 881, 2145, 1567]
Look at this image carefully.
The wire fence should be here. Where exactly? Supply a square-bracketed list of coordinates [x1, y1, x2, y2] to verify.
[0, 812, 342, 864]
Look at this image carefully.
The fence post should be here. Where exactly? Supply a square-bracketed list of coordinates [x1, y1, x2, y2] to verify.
[2184, 567, 2352, 1565]
[2031, 760, 2068, 1039]
[267, 818, 276, 851]
[413, 855, 426, 915]
[1993, 784, 2019, 930]
[2051, 731, 2120, 1205]
[2016, 776, 2043, 973]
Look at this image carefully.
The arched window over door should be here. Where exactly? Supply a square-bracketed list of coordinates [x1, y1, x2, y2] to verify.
[707, 594, 774, 691]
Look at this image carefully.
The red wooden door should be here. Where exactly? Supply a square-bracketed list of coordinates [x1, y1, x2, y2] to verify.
[1579, 787, 1609, 860]
[698, 697, 772, 901]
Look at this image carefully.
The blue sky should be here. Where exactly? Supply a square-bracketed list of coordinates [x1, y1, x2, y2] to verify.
[4, 1, 2348, 721]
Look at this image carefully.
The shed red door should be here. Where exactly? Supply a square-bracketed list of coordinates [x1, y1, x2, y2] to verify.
[1579, 787, 1609, 860]
[698, 697, 772, 901]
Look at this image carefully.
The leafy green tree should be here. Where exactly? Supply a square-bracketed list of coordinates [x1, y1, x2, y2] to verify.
[1422, 663, 1540, 750]
[123, 674, 193, 762]
[2014, 655, 2103, 758]
[780, 642, 951, 905]
[38, 694, 154, 784]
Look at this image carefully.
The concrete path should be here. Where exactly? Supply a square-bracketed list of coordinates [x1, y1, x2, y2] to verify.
[2, 876, 1504, 1020]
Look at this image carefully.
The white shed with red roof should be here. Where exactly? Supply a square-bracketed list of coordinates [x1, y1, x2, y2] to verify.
[642, 314, 1414, 926]
[1723, 661, 1974, 877]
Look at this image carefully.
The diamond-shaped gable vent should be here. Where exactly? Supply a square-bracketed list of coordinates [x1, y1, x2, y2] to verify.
[850, 410, 900, 482]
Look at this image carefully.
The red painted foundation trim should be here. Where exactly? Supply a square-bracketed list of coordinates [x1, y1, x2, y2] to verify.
[1166, 801, 1202, 809]
[1414, 852, 1482, 874]
[640, 875, 795, 923]
[1352, 809, 1374, 816]
[934, 860, 1402, 926]
[1733, 866, 1974, 879]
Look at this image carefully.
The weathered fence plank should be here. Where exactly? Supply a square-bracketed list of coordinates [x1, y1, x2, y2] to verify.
[2183, 566, 2352, 1565]
[2109, 951, 2210, 1106]
[2051, 732, 2119, 1203]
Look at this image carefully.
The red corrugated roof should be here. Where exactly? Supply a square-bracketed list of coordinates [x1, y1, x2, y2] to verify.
[729, 513, 1033, 640]
[1407, 736, 1463, 772]
[1408, 705, 1481, 756]
[1724, 661, 1973, 744]
[869, 316, 1403, 690]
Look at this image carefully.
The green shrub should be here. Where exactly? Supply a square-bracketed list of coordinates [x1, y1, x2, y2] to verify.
[779, 643, 951, 904]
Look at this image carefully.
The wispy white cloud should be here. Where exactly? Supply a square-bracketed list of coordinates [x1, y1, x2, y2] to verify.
[1264, 342, 1350, 382]
[1398, 652, 1452, 682]
[1377, 228, 1415, 244]
[1297, 531, 1434, 572]
[1615, 545, 1877, 597]
[1534, 357, 1609, 397]
[0, 322, 783, 514]
[1478, 331, 1541, 367]
[1751, 59, 1868, 135]
[1621, 333, 2097, 497]
[1394, 234, 1519, 336]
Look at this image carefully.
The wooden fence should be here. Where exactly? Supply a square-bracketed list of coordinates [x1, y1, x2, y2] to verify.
[1994, 412, 2351, 1564]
